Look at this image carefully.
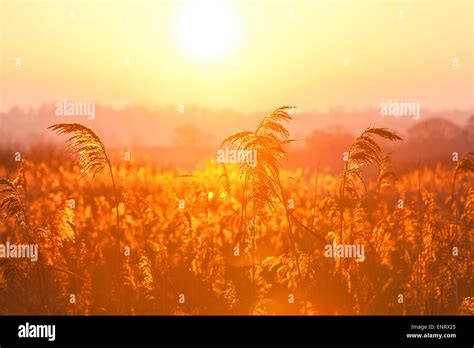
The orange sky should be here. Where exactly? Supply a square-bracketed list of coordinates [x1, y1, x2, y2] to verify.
[1, 0, 472, 112]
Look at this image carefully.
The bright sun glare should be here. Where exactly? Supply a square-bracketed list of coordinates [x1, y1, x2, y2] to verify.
[174, 1, 241, 62]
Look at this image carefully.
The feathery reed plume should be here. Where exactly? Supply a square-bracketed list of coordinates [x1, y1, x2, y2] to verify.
[449, 152, 474, 243]
[449, 152, 474, 310]
[52, 200, 76, 245]
[48, 123, 122, 311]
[48, 124, 108, 178]
[222, 106, 301, 279]
[0, 162, 33, 244]
[339, 127, 401, 238]
[0, 178, 27, 232]
[222, 106, 293, 239]
[341, 128, 402, 199]
[451, 152, 474, 205]
[136, 255, 157, 313]
[377, 153, 397, 192]
[48, 124, 120, 234]
[449, 152, 474, 241]
[338, 128, 401, 283]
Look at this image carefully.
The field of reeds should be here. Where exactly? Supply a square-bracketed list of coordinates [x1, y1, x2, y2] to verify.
[0, 107, 472, 315]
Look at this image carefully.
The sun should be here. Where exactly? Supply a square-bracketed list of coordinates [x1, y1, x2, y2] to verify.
[173, 1, 241, 62]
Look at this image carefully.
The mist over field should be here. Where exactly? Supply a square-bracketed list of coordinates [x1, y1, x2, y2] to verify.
[1, 104, 473, 171]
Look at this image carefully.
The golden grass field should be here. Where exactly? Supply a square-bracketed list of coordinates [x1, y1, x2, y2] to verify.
[0, 107, 472, 315]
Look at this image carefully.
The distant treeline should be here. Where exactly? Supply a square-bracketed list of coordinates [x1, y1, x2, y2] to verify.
[288, 117, 474, 174]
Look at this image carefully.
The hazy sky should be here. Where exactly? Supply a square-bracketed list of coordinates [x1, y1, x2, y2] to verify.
[1, 0, 472, 112]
